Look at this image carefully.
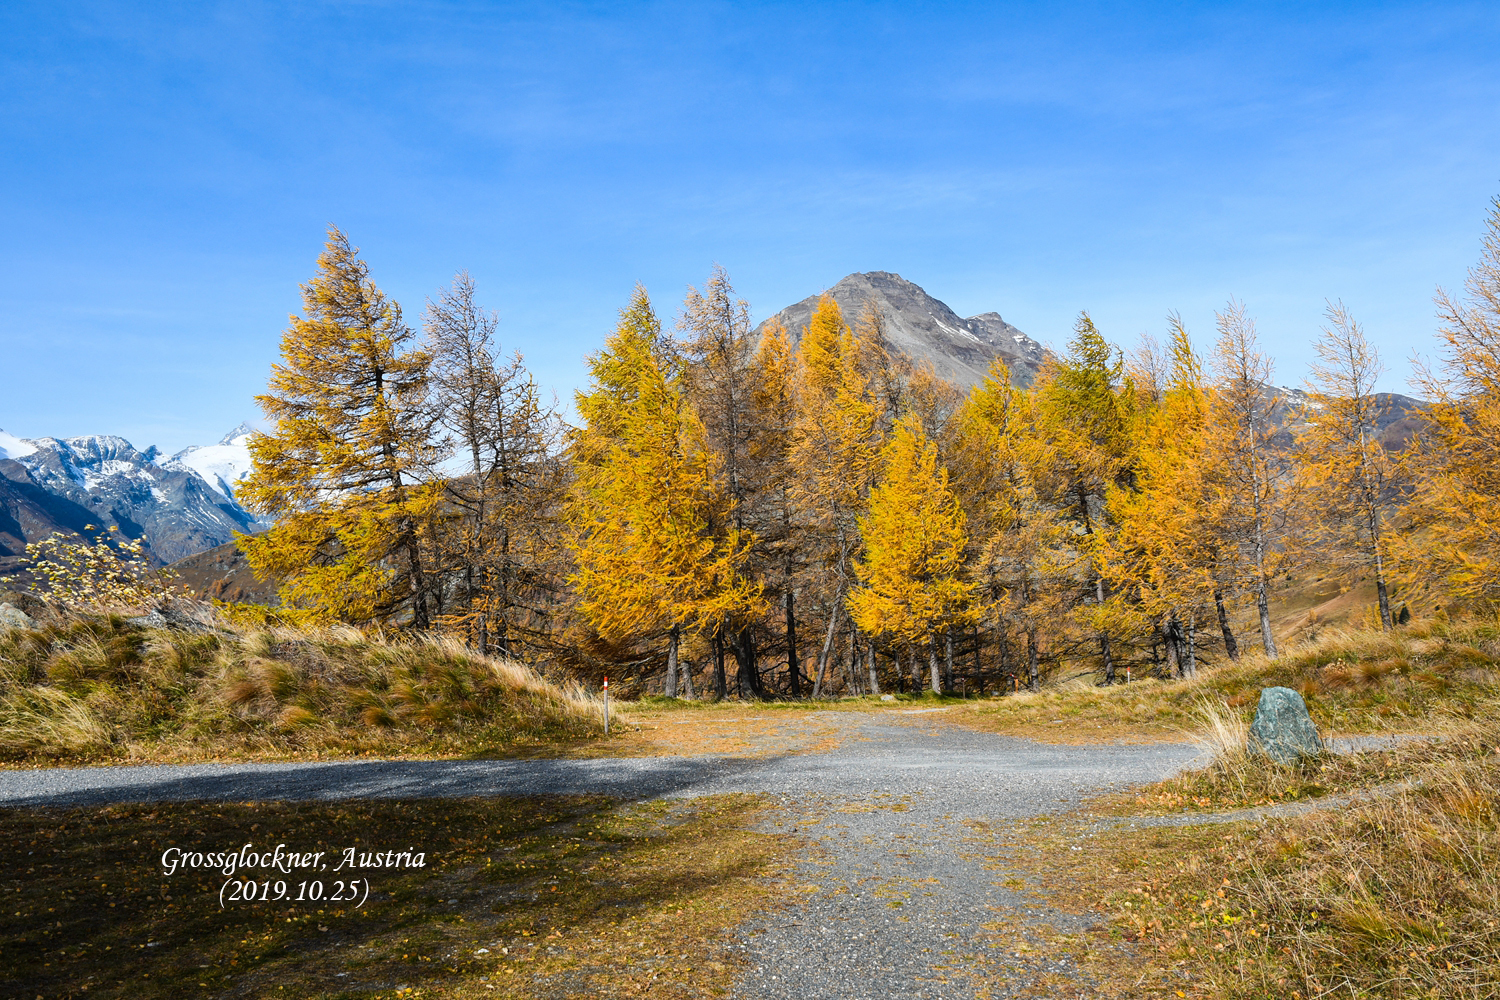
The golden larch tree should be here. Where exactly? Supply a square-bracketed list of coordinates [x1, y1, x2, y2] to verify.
[1104, 316, 1232, 675]
[789, 294, 884, 695]
[1397, 194, 1500, 610]
[848, 414, 979, 693]
[238, 227, 441, 627]
[569, 287, 763, 696]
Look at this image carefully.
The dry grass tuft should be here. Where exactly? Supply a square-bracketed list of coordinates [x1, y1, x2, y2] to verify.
[0, 611, 606, 763]
[1220, 743, 1500, 997]
[0, 685, 113, 753]
[972, 714, 1500, 998]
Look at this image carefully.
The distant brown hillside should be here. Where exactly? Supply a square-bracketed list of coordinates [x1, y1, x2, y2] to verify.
[169, 540, 279, 605]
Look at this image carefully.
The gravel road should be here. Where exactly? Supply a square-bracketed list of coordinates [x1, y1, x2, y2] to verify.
[0, 711, 1204, 998]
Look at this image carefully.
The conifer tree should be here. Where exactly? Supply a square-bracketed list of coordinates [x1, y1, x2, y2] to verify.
[1209, 300, 1287, 658]
[790, 295, 884, 695]
[848, 414, 979, 692]
[239, 227, 441, 626]
[423, 272, 565, 656]
[950, 360, 1072, 691]
[748, 319, 804, 694]
[1104, 317, 1233, 675]
[678, 266, 767, 695]
[1031, 314, 1136, 683]
[570, 287, 763, 695]
[1397, 194, 1500, 609]
[1294, 301, 1403, 629]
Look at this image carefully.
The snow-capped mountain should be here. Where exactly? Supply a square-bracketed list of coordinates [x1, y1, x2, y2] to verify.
[0, 425, 264, 567]
[0, 428, 37, 462]
[165, 422, 255, 501]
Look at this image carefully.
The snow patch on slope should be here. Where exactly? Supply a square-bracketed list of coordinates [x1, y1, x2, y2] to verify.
[0, 429, 37, 461]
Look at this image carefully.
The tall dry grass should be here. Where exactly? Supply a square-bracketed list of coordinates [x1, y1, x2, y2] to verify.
[0, 611, 605, 762]
[968, 616, 1500, 740]
[1219, 730, 1500, 998]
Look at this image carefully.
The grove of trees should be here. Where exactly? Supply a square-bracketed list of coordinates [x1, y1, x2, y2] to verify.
[237, 197, 1500, 696]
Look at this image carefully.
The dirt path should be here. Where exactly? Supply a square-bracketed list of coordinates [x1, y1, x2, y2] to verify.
[1, 710, 1204, 997]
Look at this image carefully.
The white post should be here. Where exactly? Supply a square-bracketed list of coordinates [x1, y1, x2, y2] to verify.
[603, 676, 609, 735]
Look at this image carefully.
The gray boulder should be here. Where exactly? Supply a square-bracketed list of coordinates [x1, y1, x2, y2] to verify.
[0, 602, 34, 631]
[1248, 686, 1324, 764]
[125, 606, 216, 633]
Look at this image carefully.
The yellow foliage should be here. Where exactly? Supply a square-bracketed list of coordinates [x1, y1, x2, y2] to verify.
[1398, 194, 1500, 609]
[1104, 317, 1222, 617]
[237, 227, 442, 627]
[5, 527, 187, 614]
[570, 287, 764, 645]
[849, 414, 980, 644]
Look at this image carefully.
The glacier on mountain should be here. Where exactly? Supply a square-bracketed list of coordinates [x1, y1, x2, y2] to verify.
[0, 424, 264, 564]
[166, 422, 256, 501]
[0, 428, 39, 462]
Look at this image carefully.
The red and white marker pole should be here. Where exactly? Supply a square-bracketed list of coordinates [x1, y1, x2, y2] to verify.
[603, 676, 609, 735]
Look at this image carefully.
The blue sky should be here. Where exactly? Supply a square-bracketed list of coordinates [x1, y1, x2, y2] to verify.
[2, 1, 1497, 453]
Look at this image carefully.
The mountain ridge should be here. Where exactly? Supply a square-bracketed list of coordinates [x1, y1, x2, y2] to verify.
[0, 425, 263, 573]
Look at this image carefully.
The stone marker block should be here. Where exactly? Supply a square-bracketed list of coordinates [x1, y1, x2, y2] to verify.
[1248, 686, 1324, 764]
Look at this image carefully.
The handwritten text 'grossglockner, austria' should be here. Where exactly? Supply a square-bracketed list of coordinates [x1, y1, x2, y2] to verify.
[160, 843, 427, 877]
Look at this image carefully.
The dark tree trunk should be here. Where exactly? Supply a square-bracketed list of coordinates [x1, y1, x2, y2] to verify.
[786, 590, 801, 697]
[1164, 614, 1185, 679]
[942, 629, 955, 693]
[1185, 612, 1198, 678]
[971, 625, 982, 695]
[1026, 629, 1040, 691]
[712, 630, 728, 700]
[733, 626, 763, 699]
[1214, 589, 1239, 661]
[998, 625, 1010, 693]
[665, 623, 680, 698]
[866, 642, 879, 695]
[846, 634, 861, 696]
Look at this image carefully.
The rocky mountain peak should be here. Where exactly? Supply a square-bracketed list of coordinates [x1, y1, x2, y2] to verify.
[755, 271, 1050, 387]
[219, 422, 255, 446]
